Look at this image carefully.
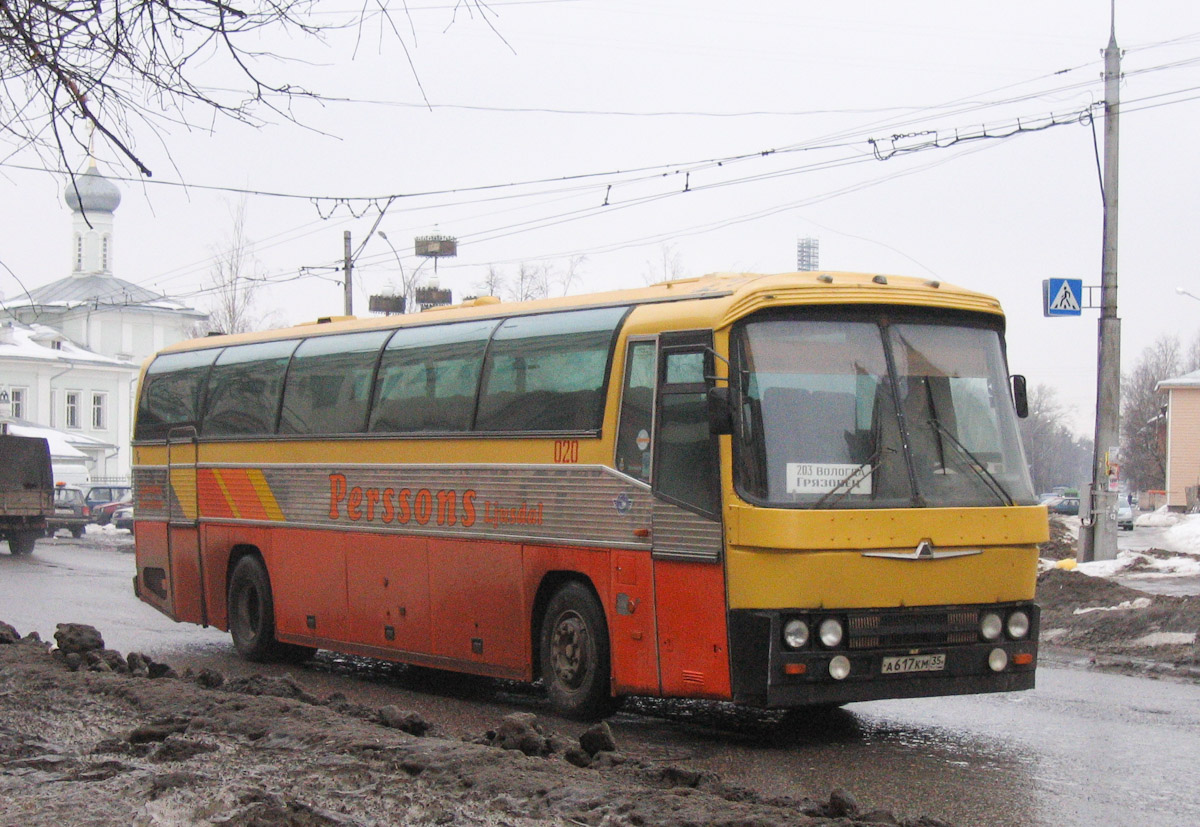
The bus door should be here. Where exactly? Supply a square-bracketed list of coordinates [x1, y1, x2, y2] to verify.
[650, 331, 730, 699]
[166, 426, 208, 626]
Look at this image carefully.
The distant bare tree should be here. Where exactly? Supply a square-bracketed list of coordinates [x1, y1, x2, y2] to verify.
[476, 257, 585, 303]
[1120, 335, 1185, 492]
[475, 266, 506, 300]
[510, 263, 550, 302]
[641, 243, 686, 285]
[0, 1, 498, 176]
[1018, 384, 1092, 494]
[191, 200, 273, 336]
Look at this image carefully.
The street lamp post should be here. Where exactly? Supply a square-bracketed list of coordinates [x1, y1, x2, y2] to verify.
[376, 231, 435, 312]
[1079, 11, 1122, 564]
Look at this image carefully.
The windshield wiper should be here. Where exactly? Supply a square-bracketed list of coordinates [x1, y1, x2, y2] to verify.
[813, 447, 885, 509]
[924, 418, 1014, 506]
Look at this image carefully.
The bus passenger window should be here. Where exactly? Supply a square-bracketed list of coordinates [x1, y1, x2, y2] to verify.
[279, 330, 391, 435]
[369, 319, 497, 433]
[475, 306, 628, 433]
[201, 340, 299, 437]
[135, 348, 222, 440]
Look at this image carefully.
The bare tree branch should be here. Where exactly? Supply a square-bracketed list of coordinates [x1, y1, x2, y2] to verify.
[0, 1, 501, 175]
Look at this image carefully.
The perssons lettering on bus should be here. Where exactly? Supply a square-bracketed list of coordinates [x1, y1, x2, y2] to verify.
[327, 472, 544, 529]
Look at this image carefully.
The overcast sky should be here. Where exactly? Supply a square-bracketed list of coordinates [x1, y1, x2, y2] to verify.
[3, 0, 1200, 435]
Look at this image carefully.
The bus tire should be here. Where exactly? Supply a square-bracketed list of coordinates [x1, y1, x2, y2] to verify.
[540, 582, 618, 721]
[227, 555, 315, 664]
[8, 530, 38, 555]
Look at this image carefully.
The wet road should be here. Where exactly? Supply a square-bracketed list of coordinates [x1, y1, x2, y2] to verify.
[4, 533, 1200, 827]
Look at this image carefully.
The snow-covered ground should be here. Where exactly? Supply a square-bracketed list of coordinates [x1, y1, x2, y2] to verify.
[1048, 508, 1200, 583]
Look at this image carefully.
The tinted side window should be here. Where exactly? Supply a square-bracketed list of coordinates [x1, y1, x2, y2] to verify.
[201, 340, 299, 437]
[654, 337, 720, 517]
[279, 330, 391, 435]
[615, 340, 656, 482]
[476, 307, 627, 432]
[369, 320, 498, 433]
[135, 348, 222, 440]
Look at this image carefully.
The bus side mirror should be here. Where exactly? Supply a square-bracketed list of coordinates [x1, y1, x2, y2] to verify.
[707, 387, 733, 435]
[1010, 374, 1028, 419]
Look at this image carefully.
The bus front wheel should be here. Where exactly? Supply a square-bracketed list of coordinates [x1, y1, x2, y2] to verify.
[227, 555, 315, 664]
[540, 582, 619, 721]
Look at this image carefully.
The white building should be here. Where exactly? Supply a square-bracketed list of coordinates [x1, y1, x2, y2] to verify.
[0, 321, 133, 482]
[0, 161, 206, 481]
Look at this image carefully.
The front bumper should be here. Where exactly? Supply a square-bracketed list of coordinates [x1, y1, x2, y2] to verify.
[729, 602, 1039, 708]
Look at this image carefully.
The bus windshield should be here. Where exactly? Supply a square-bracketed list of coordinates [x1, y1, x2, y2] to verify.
[732, 313, 1037, 509]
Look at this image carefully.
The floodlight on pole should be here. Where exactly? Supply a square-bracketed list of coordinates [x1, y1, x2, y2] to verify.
[1175, 287, 1200, 303]
[414, 234, 457, 275]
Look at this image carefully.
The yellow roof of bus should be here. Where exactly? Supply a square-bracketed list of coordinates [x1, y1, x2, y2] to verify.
[154, 270, 1004, 357]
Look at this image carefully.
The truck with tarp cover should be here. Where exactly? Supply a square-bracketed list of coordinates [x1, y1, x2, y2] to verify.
[0, 431, 54, 555]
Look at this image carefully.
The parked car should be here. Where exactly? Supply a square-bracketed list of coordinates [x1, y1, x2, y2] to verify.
[1046, 496, 1080, 516]
[46, 486, 90, 538]
[83, 485, 131, 512]
[90, 490, 133, 525]
[1117, 494, 1134, 531]
[112, 505, 134, 533]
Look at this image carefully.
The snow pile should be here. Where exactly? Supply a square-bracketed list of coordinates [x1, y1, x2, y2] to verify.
[1160, 514, 1200, 555]
[1073, 597, 1152, 614]
[1076, 549, 1200, 579]
[1135, 505, 1186, 529]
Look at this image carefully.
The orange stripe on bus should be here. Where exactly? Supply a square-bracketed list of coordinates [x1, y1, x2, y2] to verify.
[218, 469, 270, 521]
[197, 469, 235, 519]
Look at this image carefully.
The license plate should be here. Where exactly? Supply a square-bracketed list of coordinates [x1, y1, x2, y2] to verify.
[881, 653, 946, 674]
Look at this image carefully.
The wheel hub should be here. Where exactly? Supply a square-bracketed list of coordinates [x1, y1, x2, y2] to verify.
[551, 611, 591, 688]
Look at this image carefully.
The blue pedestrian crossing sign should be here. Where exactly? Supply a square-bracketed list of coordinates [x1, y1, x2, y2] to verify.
[1043, 278, 1083, 317]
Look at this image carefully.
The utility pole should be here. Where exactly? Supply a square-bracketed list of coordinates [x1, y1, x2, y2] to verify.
[1080, 5, 1121, 563]
[343, 230, 353, 316]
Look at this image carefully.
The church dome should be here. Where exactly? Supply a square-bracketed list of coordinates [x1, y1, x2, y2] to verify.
[64, 162, 121, 214]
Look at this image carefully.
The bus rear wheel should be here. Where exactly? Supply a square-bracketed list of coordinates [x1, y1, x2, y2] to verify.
[540, 582, 619, 721]
[227, 555, 315, 664]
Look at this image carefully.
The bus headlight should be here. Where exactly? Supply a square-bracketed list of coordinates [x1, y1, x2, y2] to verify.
[980, 612, 1003, 641]
[829, 655, 851, 680]
[1006, 610, 1031, 640]
[818, 617, 844, 648]
[783, 618, 810, 649]
[988, 648, 1009, 672]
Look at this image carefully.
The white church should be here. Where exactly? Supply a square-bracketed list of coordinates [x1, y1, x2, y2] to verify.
[0, 161, 206, 483]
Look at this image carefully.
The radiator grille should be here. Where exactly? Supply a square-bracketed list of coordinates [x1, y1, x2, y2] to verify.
[847, 608, 979, 650]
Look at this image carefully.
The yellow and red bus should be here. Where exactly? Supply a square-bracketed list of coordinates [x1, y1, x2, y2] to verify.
[132, 271, 1045, 719]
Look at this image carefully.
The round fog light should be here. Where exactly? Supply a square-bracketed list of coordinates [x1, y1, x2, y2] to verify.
[829, 655, 851, 680]
[1007, 610, 1030, 640]
[783, 618, 810, 649]
[980, 612, 1003, 641]
[819, 618, 844, 648]
[988, 648, 1009, 672]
